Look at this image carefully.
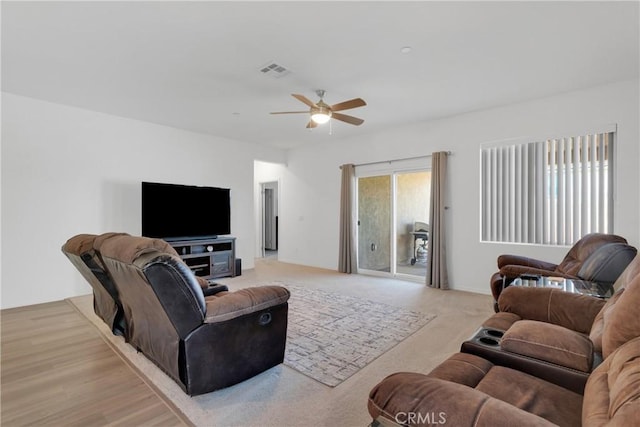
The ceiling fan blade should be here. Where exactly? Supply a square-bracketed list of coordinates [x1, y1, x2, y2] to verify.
[330, 98, 366, 112]
[292, 94, 317, 108]
[306, 120, 318, 129]
[332, 112, 364, 126]
[270, 111, 309, 115]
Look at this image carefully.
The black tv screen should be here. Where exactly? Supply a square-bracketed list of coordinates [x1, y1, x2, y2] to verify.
[142, 182, 231, 240]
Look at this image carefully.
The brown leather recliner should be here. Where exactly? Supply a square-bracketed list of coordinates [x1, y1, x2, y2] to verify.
[368, 264, 640, 426]
[485, 250, 640, 337]
[489, 233, 634, 310]
[65, 233, 290, 395]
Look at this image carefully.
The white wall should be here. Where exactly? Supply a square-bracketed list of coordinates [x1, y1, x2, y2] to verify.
[3, 80, 638, 308]
[1, 93, 285, 309]
[277, 80, 640, 294]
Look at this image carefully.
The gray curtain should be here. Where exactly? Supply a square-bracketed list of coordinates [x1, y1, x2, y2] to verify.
[338, 164, 356, 273]
[426, 152, 449, 289]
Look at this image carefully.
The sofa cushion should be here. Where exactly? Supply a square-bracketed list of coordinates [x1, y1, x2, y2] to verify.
[64, 233, 99, 257]
[96, 233, 179, 263]
[589, 253, 640, 357]
[557, 233, 627, 276]
[476, 366, 583, 427]
[611, 252, 640, 291]
[501, 320, 594, 372]
[405, 352, 582, 426]
[368, 372, 555, 427]
[427, 352, 494, 387]
[93, 232, 130, 252]
[577, 243, 637, 285]
[600, 274, 640, 358]
[582, 337, 640, 426]
[589, 292, 622, 355]
[498, 286, 605, 334]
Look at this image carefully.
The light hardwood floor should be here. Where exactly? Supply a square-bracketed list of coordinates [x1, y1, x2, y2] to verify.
[1, 300, 187, 426]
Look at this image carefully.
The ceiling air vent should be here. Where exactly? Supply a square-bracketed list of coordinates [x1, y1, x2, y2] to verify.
[259, 61, 291, 78]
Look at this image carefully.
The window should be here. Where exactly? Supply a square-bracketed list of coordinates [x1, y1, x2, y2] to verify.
[481, 128, 615, 246]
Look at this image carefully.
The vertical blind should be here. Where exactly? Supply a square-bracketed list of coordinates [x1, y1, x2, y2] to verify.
[481, 131, 614, 245]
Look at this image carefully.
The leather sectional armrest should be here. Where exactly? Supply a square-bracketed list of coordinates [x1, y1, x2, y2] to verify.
[482, 312, 522, 331]
[498, 287, 605, 334]
[202, 284, 229, 297]
[194, 276, 229, 296]
[497, 254, 558, 271]
[501, 320, 594, 372]
[204, 286, 290, 323]
[499, 265, 574, 279]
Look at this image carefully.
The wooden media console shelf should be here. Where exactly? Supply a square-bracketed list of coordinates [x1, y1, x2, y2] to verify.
[169, 236, 236, 280]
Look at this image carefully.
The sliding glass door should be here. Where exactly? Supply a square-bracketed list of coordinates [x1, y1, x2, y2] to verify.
[358, 175, 392, 273]
[395, 171, 431, 277]
[357, 166, 431, 279]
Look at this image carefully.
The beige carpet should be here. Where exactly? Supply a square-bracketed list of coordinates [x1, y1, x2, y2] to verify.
[69, 260, 494, 427]
[274, 281, 435, 386]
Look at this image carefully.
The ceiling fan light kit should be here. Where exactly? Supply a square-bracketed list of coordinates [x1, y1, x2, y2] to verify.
[271, 89, 366, 129]
[310, 104, 332, 124]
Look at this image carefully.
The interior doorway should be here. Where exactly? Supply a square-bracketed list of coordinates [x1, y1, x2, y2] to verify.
[260, 181, 279, 259]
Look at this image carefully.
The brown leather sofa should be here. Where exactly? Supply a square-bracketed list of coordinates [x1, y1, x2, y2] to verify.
[368, 254, 640, 426]
[464, 252, 640, 395]
[369, 337, 639, 426]
[63, 233, 290, 395]
[489, 233, 635, 310]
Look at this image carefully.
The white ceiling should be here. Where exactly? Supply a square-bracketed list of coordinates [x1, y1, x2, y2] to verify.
[3, 1, 639, 149]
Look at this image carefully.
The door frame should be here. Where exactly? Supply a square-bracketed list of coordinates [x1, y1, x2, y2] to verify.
[259, 181, 279, 258]
[355, 158, 431, 281]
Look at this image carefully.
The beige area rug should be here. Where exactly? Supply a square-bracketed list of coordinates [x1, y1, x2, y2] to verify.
[279, 281, 435, 386]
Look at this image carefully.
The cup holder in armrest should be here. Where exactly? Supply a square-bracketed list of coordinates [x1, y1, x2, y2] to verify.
[486, 329, 504, 338]
[466, 327, 505, 348]
[478, 337, 500, 346]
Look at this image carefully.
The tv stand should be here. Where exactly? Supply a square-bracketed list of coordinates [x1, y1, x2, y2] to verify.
[169, 237, 236, 279]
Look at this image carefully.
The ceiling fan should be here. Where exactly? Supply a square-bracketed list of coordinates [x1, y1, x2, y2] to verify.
[270, 90, 366, 128]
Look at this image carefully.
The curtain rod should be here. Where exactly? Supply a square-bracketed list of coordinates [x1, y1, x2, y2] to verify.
[340, 151, 452, 169]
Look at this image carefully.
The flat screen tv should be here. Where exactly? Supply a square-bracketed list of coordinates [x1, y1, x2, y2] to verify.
[142, 181, 231, 240]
